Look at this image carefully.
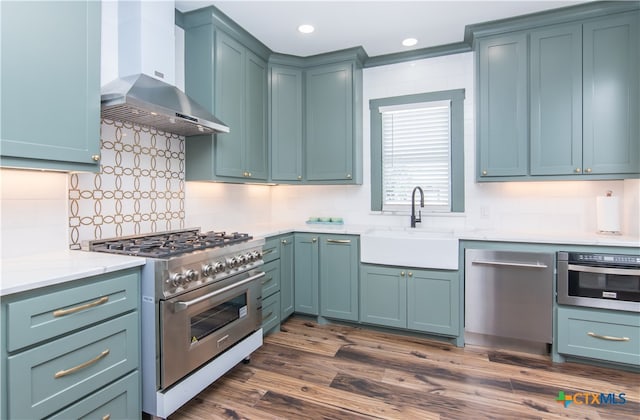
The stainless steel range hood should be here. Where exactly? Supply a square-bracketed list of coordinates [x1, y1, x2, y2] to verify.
[101, 74, 229, 136]
[100, 0, 228, 137]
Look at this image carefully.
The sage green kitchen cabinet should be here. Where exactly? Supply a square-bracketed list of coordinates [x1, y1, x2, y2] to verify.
[529, 24, 583, 176]
[477, 33, 528, 179]
[270, 65, 304, 182]
[557, 306, 639, 367]
[294, 233, 319, 315]
[582, 12, 639, 175]
[280, 235, 295, 319]
[0, 0, 101, 172]
[319, 235, 359, 321]
[0, 268, 141, 420]
[306, 62, 360, 183]
[214, 31, 268, 180]
[360, 264, 459, 337]
[183, 14, 269, 182]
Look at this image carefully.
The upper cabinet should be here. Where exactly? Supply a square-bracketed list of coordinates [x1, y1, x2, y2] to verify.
[269, 52, 364, 184]
[182, 9, 269, 182]
[0, 0, 101, 172]
[476, 10, 639, 181]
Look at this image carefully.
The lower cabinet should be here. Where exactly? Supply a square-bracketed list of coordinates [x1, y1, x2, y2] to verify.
[0, 268, 141, 420]
[261, 234, 295, 335]
[360, 264, 459, 336]
[294, 233, 359, 321]
[557, 306, 639, 367]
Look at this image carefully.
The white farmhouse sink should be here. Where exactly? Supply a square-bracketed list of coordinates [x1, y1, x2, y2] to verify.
[360, 228, 459, 270]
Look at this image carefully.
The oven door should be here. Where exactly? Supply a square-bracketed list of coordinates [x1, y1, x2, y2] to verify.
[558, 259, 640, 312]
[159, 270, 263, 389]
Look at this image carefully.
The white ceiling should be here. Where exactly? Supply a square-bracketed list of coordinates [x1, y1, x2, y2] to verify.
[175, 0, 588, 57]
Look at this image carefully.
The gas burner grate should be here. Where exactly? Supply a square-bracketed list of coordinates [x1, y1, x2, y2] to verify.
[89, 229, 253, 258]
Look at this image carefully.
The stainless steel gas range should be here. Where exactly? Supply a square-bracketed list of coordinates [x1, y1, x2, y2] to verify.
[84, 228, 265, 418]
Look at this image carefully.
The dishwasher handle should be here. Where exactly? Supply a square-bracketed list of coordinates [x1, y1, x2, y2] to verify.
[471, 260, 549, 269]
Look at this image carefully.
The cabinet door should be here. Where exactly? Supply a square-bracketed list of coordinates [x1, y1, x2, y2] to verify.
[214, 31, 245, 178]
[530, 24, 583, 176]
[294, 233, 319, 315]
[360, 265, 406, 328]
[583, 12, 640, 175]
[407, 269, 459, 336]
[478, 34, 528, 178]
[280, 235, 295, 319]
[0, 1, 100, 171]
[245, 50, 268, 180]
[319, 235, 359, 321]
[306, 62, 354, 181]
[271, 65, 303, 181]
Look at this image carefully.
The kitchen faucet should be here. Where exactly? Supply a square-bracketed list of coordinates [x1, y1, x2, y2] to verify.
[410, 186, 424, 228]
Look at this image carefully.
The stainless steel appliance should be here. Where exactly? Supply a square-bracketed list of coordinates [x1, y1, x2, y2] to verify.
[85, 228, 265, 418]
[558, 251, 640, 312]
[465, 249, 554, 351]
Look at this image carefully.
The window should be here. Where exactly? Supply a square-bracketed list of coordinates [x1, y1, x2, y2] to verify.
[370, 89, 465, 213]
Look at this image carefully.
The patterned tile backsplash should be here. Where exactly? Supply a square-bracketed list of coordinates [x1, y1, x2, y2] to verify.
[69, 119, 185, 248]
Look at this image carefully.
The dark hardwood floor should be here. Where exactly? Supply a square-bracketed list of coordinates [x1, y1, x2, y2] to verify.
[169, 316, 639, 419]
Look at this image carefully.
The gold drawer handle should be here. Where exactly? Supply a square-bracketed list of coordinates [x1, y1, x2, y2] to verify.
[262, 311, 274, 321]
[326, 239, 351, 244]
[54, 349, 110, 379]
[587, 332, 630, 342]
[263, 248, 275, 255]
[53, 296, 109, 317]
[103, 415, 111, 420]
[261, 276, 273, 285]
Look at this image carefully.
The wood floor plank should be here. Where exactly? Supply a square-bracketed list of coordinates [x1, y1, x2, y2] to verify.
[168, 316, 639, 420]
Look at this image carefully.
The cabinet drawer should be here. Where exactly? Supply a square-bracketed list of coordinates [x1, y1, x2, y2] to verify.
[48, 370, 139, 420]
[261, 260, 281, 298]
[558, 307, 639, 366]
[6, 269, 139, 352]
[7, 312, 139, 419]
[263, 237, 281, 263]
[261, 292, 281, 334]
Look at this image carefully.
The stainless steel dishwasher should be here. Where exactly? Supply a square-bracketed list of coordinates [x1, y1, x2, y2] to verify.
[465, 249, 554, 350]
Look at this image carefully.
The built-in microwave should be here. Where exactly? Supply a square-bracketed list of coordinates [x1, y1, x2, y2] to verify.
[557, 251, 640, 313]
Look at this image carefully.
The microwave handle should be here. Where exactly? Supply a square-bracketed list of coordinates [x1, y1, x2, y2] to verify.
[173, 271, 265, 312]
[567, 264, 640, 276]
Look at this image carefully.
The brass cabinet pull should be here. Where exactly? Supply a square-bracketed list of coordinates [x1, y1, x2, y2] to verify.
[481, 170, 487, 176]
[262, 311, 274, 321]
[102, 415, 111, 420]
[346, 173, 352, 179]
[585, 168, 592, 173]
[261, 276, 273, 285]
[326, 239, 351, 244]
[281, 239, 288, 245]
[408, 272, 413, 277]
[53, 296, 109, 317]
[312, 237, 317, 243]
[575, 168, 581, 173]
[263, 248, 275, 255]
[587, 332, 630, 342]
[297, 175, 302, 180]
[400, 271, 405, 276]
[54, 349, 110, 379]
[91, 154, 100, 162]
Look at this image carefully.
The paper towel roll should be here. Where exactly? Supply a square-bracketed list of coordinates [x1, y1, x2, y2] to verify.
[596, 196, 621, 233]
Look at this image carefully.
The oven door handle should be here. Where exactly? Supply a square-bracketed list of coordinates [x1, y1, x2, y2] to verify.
[173, 271, 265, 312]
[567, 264, 640, 276]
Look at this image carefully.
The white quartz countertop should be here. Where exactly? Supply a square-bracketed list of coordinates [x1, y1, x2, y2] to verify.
[248, 223, 639, 249]
[0, 250, 146, 296]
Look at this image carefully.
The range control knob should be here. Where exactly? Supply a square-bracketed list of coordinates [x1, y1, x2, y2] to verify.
[184, 269, 198, 283]
[202, 264, 214, 277]
[236, 254, 246, 265]
[214, 261, 226, 273]
[244, 252, 254, 262]
[226, 256, 237, 268]
[169, 273, 185, 287]
[252, 250, 261, 260]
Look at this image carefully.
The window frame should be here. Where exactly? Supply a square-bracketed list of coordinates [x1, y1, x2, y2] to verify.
[370, 89, 465, 213]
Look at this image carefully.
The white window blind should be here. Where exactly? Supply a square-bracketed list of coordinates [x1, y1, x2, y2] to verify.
[379, 100, 451, 212]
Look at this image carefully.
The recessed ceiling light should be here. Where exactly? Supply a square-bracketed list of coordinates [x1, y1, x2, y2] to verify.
[298, 24, 315, 34]
[402, 38, 418, 47]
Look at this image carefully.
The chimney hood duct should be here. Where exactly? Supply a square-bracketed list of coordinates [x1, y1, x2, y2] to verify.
[101, 74, 229, 136]
[100, 0, 229, 136]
